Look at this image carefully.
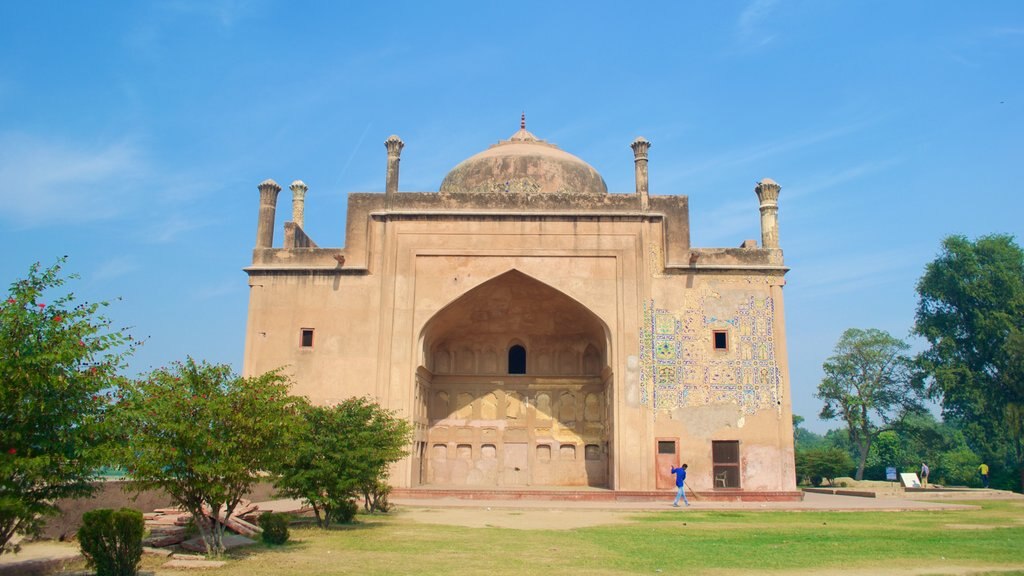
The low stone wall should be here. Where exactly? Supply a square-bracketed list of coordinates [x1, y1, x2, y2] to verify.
[43, 480, 277, 540]
[803, 487, 876, 498]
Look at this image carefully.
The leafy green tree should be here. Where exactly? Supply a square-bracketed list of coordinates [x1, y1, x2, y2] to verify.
[892, 411, 954, 468]
[793, 414, 827, 451]
[816, 328, 921, 480]
[937, 448, 983, 487]
[274, 397, 412, 528]
[915, 234, 1024, 489]
[890, 410, 981, 486]
[821, 428, 852, 452]
[0, 259, 135, 554]
[113, 359, 303, 556]
[863, 430, 903, 480]
[795, 447, 854, 487]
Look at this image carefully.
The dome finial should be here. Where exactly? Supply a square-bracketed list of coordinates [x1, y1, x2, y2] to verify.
[521, 112, 526, 130]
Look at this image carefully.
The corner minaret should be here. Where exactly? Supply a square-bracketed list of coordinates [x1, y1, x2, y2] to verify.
[256, 179, 282, 248]
[385, 135, 404, 196]
[290, 180, 308, 228]
[631, 137, 651, 210]
[755, 178, 781, 249]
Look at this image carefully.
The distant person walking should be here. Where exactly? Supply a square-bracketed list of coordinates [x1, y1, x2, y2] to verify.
[920, 462, 930, 488]
[671, 464, 690, 507]
[979, 463, 989, 488]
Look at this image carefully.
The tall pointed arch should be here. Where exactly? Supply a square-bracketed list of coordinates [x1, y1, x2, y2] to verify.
[416, 269, 612, 488]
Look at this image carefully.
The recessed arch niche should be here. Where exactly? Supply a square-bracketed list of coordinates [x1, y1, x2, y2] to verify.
[416, 269, 611, 488]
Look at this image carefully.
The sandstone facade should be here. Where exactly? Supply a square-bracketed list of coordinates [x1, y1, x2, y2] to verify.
[243, 120, 797, 495]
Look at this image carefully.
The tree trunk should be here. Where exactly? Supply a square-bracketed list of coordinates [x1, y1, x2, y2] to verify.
[212, 520, 225, 556]
[312, 503, 325, 529]
[855, 434, 873, 481]
[855, 447, 867, 481]
[194, 513, 214, 557]
[0, 517, 23, 555]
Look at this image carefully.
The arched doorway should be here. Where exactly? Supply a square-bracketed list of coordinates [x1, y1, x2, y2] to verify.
[416, 270, 612, 488]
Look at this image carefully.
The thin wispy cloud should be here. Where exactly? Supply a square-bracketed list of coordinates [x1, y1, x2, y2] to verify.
[0, 134, 146, 228]
[785, 158, 901, 203]
[662, 121, 868, 185]
[694, 198, 760, 246]
[945, 24, 1024, 67]
[736, 0, 780, 49]
[91, 256, 141, 283]
[144, 213, 214, 245]
[699, 155, 901, 252]
[793, 248, 919, 298]
[163, 0, 258, 28]
[192, 279, 243, 301]
[336, 122, 373, 189]
[985, 26, 1024, 38]
[124, 0, 260, 59]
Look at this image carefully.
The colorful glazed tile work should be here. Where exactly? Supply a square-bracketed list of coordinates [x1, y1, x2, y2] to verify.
[639, 289, 781, 414]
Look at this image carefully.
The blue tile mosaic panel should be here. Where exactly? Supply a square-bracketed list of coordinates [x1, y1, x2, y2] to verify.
[640, 289, 781, 415]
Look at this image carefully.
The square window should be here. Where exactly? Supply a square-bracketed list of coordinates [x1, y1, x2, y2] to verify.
[300, 328, 314, 348]
[713, 330, 728, 350]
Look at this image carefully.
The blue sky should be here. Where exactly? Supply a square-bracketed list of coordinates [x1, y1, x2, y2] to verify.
[1, 1, 1021, 432]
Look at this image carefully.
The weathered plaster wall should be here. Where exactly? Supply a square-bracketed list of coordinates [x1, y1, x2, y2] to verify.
[641, 273, 795, 491]
[243, 271, 384, 404]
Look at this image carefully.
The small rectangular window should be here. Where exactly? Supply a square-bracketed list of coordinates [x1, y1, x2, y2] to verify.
[658, 440, 676, 455]
[713, 330, 728, 350]
[300, 328, 314, 348]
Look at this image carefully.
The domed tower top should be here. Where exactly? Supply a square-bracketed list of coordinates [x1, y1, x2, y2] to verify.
[439, 116, 608, 195]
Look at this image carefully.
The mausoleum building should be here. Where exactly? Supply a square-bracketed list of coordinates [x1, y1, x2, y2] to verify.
[243, 118, 798, 498]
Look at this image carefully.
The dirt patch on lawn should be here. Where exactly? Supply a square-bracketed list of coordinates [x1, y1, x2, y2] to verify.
[395, 506, 637, 530]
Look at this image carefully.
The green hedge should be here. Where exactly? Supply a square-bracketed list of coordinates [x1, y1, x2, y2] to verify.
[78, 508, 143, 576]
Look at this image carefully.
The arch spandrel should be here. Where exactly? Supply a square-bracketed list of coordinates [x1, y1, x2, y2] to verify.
[420, 270, 610, 371]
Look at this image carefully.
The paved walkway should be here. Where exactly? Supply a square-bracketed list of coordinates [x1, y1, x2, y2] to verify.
[391, 490, 994, 512]
[0, 542, 81, 576]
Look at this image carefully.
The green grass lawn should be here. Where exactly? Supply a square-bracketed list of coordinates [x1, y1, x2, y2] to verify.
[81, 500, 1024, 575]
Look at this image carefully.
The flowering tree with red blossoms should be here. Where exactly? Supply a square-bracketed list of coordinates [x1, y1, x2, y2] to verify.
[0, 258, 136, 554]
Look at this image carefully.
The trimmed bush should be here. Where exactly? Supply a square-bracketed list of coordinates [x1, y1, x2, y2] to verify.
[332, 499, 359, 524]
[78, 508, 143, 576]
[259, 512, 290, 545]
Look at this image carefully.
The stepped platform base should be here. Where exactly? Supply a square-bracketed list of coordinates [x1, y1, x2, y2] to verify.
[392, 487, 803, 502]
[905, 486, 976, 493]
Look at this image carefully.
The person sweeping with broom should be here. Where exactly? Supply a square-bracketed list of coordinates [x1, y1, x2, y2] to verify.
[671, 463, 690, 507]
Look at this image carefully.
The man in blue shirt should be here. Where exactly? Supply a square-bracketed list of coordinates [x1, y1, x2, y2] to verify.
[671, 464, 690, 507]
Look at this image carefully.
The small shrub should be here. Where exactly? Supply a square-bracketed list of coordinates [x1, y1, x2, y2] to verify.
[259, 512, 290, 545]
[362, 480, 393, 513]
[78, 508, 144, 576]
[331, 499, 359, 524]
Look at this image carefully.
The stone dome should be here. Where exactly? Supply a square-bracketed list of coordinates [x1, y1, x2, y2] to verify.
[439, 125, 607, 195]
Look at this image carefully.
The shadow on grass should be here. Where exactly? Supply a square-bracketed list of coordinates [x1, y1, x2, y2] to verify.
[220, 519, 389, 560]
